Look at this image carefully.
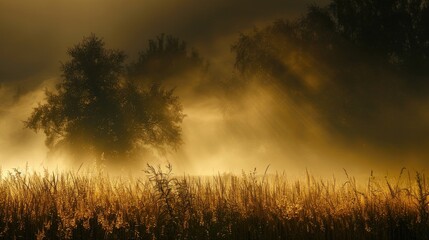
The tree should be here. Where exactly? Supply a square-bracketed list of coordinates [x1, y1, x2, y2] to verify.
[230, 0, 429, 147]
[128, 34, 204, 88]
[330, 0, 429, 78]
[128, 34, 214, 108]
[25, 35, 184, 165]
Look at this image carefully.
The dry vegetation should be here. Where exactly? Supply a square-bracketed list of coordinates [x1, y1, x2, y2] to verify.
[0, 164, 428, 240]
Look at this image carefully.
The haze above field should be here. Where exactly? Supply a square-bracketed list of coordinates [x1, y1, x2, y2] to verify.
[1, 0, 428, 178]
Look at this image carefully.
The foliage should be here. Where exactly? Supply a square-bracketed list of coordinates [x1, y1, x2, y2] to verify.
[128, 34, 205, 88]
[230, 0, 429, 147]
[0, 166, 428, 239]
[25, 35, 185, 164]
[234, 0, 429, 78]
[330, 0, 429, 73]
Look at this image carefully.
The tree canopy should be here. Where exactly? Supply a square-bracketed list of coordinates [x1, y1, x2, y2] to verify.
[25, 35, 185, 164]
[129, 34, 204, 88]
[231, 0, 429, 147]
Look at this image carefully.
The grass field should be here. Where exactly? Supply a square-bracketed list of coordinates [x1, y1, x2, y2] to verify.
[0, 164, 428, 239]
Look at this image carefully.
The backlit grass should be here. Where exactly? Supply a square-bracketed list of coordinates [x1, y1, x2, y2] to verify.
[0, 164, 428, 239]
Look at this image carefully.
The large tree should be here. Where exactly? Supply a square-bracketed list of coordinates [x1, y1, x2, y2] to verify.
[26, 35, 184, 164]
[231, 0, 429, 147]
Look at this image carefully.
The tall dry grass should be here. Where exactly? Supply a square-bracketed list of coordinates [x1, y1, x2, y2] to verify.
[0, 164, 428, 239]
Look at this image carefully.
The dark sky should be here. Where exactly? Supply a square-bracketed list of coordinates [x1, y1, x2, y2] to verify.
[0, 0, 426, 178]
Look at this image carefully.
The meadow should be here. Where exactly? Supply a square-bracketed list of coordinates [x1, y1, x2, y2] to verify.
[0, 164, 428, 239]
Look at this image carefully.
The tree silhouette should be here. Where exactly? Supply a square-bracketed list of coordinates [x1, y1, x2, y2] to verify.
[330, 0, 429, 77]
[129, 34, 204, 88]
[231, 0, 429, 147]
[25, 35, 184, 164]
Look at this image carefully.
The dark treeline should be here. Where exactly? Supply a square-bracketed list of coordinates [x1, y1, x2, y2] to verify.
[231, 0, 429, 150]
